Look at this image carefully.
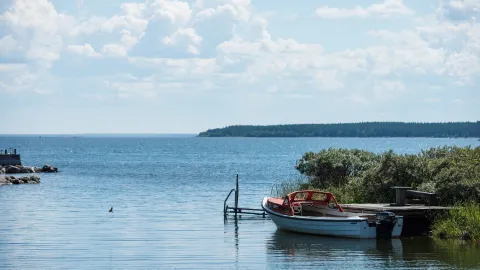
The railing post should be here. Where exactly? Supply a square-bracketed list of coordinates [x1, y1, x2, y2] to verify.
[235, 174, 239, 217]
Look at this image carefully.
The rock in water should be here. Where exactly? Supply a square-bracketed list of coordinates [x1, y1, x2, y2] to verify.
[0, 175, 10, 185]
[20, 166, 35, 173]
[1, 165, 58, 174]
[10, 178, 21, 184]
[22, 175, 40, 184]
[0, 175, 40, 185]
[41, 165, 58, 173]
[5, 165, 21, 174]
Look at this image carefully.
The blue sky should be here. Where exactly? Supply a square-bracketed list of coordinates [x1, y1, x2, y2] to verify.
[0, 0, 478, 134]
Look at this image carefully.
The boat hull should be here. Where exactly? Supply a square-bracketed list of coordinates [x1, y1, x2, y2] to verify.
[262, 197, 403, 239]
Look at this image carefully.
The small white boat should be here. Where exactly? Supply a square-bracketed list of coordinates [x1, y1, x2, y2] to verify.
[262, 190, 403, 239]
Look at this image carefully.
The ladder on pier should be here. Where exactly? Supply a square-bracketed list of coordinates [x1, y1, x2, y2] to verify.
[223, 174, 267, 219]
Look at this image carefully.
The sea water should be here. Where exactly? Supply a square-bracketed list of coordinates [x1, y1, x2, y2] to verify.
[0, 136, 479, 269]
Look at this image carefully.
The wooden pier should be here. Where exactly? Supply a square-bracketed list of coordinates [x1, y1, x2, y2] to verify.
[340, 187, 451, 236]
[340, 203, 450, 236]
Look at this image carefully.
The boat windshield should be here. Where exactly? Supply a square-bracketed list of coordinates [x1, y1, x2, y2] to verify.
[285, 190, 344, 212]
[293, 192, 308, 201]
[288, 190, 331, 203]
[310, 192, 328, 201]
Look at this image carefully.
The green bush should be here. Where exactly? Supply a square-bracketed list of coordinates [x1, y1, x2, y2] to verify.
[293, 146, 480, 205]
[295, 148, 378, 188]
[432, 201, 480, 240]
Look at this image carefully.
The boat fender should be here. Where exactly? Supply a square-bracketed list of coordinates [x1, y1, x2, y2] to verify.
[375, 212, 397, 239]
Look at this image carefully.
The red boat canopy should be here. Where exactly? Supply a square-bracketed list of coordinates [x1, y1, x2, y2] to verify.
[282, 190, 344, 213]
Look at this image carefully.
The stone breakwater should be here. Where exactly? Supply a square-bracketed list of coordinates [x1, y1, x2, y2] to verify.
[0, 164, 58, 174]
[0, 175, 41, 185]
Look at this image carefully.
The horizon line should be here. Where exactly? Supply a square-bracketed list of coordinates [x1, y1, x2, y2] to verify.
[0, 133, 198, 137]
[1, 121, 478, 136]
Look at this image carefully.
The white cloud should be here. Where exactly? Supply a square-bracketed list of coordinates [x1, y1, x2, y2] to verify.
[128, 57, 217, 75]
[365, 17, 480, 82]
[163, 28, 202, 45]
[373, 80, 405, 101]
[102, 44, 128, 57]
[0, 63, 27, 72]
[0, 0, 74, 64]
[440, 0, 480, 21]
[151, 0, 193, 25]
[33, 88, 53, 95]
[187, 45, 200, 55]
[0, 65, 39, 93]
[366, 30, 447, 76]
[194, 8, 216, 22]
[163, 28, 203, 54]
[314, 70, 344, 91]
[0, 0, 75, 34]
[0, 0, 478, 134]
[0, 0, 479, 112]
[0, 35, 20, 54]
[104, 69, 216, 99]
[67, 44, 101, 57]
[194, 0, 252, 22]
[424, 97, 442, 103]
[266, 85, 278, 93]
[82, 4, 148, 57]
[315, 0, 414, 19]
[343, 94, 369, 104]
[217, 37, 323, 56]
[109, 80, 157, 99]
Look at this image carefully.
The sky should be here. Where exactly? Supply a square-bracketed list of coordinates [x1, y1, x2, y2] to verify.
[0, 0, 479, 134]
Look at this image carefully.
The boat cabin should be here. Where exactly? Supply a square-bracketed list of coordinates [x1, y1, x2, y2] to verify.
[267, 190, 344, 216]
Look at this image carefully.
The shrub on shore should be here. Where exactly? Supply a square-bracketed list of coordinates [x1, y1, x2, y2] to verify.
[292, 146, 480, 205]
[432, 202, 480, 241]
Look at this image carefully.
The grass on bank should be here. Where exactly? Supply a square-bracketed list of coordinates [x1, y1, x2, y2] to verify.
[432, 202, 480, 241]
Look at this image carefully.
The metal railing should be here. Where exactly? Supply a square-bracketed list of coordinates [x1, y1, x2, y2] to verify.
[223, 174, 267, 219]
[223, 188, 237, 216]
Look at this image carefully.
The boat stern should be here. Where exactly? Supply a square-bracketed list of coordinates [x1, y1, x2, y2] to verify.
[376, 212, 404, 238]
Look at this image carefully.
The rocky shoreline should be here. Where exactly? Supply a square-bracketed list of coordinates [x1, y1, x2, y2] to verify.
[0, 175, 41, 185]
[0, 164, 58, 174]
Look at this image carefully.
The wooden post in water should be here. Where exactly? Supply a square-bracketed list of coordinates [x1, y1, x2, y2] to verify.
[235, 174, 239, 217]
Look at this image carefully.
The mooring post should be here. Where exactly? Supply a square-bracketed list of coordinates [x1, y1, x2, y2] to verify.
[235, 174, 239, 216]
[391, 186, 412, 206]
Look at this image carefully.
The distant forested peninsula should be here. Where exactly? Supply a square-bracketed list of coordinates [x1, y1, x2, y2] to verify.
[197, 122, 480, 138]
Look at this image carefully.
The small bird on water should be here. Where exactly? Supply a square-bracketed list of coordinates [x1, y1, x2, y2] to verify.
[109, 207, 113, 213]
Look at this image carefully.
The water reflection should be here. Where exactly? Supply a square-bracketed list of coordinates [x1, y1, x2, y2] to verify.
[224, 217, 240, 262]
[403, 238, 480, 269]
[222, 215, 480, 269]
[265, 230, 480, 269]
[266, 230, 402, 268]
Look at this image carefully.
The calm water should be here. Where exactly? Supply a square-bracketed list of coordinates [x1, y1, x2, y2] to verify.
[1, 137, 479, 269]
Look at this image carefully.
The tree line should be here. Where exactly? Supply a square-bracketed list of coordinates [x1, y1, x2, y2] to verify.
[198, 122, 480, 138]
